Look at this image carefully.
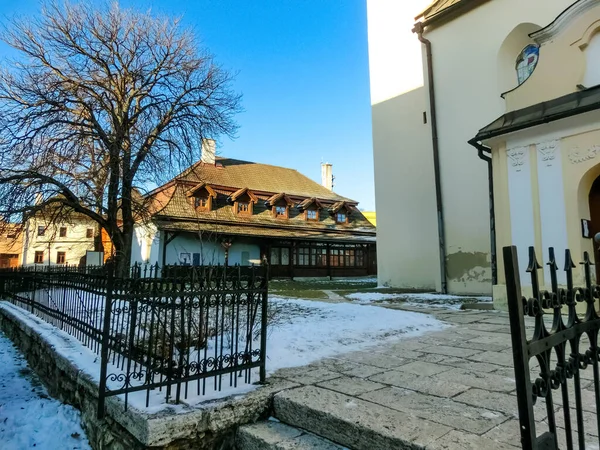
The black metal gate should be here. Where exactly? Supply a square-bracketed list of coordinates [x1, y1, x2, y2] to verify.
[504, 245, 600, 449]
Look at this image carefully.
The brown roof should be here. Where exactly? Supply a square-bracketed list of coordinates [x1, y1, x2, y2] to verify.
[176, 158, 352, 203]
[150, 183, 375, 234]
[415, 0, 486, 24]
[145, 157, 375, 241]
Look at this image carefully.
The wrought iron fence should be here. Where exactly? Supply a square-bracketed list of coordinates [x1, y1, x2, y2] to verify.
[0, 263, 269, 418]
[504, 245, 600, 450]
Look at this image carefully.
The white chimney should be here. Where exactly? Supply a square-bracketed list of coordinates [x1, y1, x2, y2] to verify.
[201, 139, 216, 165]
[321, 162, 333, 191]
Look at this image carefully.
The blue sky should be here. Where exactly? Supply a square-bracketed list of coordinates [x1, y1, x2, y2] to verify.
[0, 1, 375, 210]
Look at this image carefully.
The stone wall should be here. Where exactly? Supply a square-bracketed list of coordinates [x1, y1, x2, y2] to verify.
[0, 302, 294, 449]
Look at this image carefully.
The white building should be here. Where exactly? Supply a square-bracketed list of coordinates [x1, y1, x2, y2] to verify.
[367, 0, 577, 300]
[22, 215, 97, 267]
[130, 141, 377, 278]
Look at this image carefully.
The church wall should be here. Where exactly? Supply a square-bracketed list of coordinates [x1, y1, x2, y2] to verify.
[371, 87, 441, 289]
[504, 1, 600, 112]
[490, 110, 600, 309]
[368, 0, 573, 295]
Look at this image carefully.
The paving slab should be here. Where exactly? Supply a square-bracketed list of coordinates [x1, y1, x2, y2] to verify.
[237, 421, 346, 450]
[360, 386, 508, 434]
[395, 360, 455, 377]
[368, 370, 470, 398]
[466, 350, 515, 367]
[434, 367, 517, 392]
[435, 356, 503, 373]
[429, 429, 520, 450]
[274, 385, 452, 450]
[452, 388, 549, 420]
[415, 344, 481, 358]
[276, 367, 341, 385]
[317, 376, 386, 397]
[453, 340, 509, 352]
[337, 351, 408, 369]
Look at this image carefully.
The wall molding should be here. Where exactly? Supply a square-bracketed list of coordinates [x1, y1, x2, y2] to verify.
[537, 141, 558, 166]
[507, 146, 528, 171]
[532, 0, 600, 45]
[568, 145, 600, 164]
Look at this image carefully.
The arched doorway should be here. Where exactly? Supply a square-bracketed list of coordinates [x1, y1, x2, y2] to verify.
[589, 176, 600, 280]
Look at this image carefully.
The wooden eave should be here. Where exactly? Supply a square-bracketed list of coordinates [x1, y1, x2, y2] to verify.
[330, 201, 353, 215]
[298, 197, 325, 211]
[185, 182, 217, 198]
[229, 187, 258, 203]
[265, 192, 294, 207]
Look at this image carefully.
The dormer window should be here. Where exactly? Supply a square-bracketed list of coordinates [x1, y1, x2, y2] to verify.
[194, 197, 208, 209]
[229, 187, 257, 217]
[275, 205, 287, 218]
[186, 182, 216, 212]
[331, 201, 353, 224]
[298, 197, 323, 222]
[238, 202, 250, 214]
[266, 193, 292, 219]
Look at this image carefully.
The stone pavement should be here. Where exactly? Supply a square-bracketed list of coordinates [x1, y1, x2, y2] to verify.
[263, 306, 600, 450]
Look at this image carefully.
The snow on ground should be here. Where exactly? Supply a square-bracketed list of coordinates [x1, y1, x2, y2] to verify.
[264, 296, 446, 370]
[0, 295, 446, 414]
[0, 332, 91, 450]
[346, 291, 492, 310]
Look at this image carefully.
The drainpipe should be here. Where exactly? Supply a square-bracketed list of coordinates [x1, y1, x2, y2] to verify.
[468, 138, 497, 285]
[413, 22, 447, 294]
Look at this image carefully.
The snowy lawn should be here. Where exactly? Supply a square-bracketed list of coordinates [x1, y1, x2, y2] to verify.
[0, 332, 90, 450]
[265, 295, 446, 370]
[345, 291, 492, 310]
[0, 296, 445, 414]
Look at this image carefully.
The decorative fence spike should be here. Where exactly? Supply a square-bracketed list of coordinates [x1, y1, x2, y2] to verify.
[504, 245, 600, 449]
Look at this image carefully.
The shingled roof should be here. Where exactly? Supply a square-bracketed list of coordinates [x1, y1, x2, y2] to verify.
[145, 156, 375, 241]
[177, 157, 351, 202]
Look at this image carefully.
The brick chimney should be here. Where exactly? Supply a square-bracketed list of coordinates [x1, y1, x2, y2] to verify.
[201, 139, 216, 165]
[321, 162, 333, 191]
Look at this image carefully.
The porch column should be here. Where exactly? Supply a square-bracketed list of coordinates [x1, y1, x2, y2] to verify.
[326, 242, 332, 280]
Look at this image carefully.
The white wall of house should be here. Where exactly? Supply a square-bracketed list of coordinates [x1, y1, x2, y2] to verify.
[367, 0, 574, 294]
[148, 231, 261, 267]
[22, 218, 95, 266]
[131, 223, 160, 265]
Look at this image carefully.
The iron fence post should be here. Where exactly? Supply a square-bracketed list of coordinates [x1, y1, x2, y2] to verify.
[97, 264, 115, 419]
[503, 246, 537, 449]
[31, 266, 36, 315]
[259, 262, 269, 383]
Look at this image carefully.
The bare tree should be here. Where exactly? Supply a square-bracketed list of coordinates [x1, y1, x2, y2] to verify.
[0, 1, 241, 274]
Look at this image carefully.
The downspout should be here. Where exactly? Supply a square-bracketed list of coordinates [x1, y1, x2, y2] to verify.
[468, 138, 497, 285]
[413, 22, 447, 294]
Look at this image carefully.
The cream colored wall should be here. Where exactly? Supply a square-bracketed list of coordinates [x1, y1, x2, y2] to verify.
[423, 0, 573, 294]
[489, 110, 600, 309]
[23, 218, 95, 266]
[371, 87, 441, 290]
[504, 0, 600, 111]
[367, 0, 572, 294]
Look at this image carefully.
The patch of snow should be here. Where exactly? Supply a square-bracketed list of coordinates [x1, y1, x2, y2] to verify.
[264, 296, 446, 371]
[0, 295, 446, 415]
[0, 331, 91, 450]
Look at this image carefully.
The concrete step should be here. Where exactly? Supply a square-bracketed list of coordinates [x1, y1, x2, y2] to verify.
[236, 420, 346, 449]
[272, 386, 452, 450]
